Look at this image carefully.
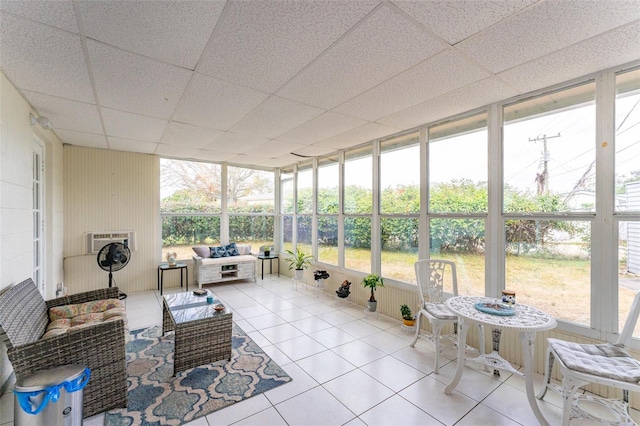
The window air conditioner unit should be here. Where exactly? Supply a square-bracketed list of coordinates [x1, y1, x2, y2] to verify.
[86, 231, 136, 254]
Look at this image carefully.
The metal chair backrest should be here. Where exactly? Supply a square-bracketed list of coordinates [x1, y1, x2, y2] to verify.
[617, 292, 640, 348]
[414, 259, 458, 305]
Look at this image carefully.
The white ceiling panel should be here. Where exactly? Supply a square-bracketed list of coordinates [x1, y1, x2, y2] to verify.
[335, 49, 489, 121]
[276, 4, 446, 109]
[312, 122, 401, 149]
[1, 0, 79, 33]
[290, 144, 338, 158]
[174, 73, 269, 131]
[457, 0, 640, 73]
[252, 140, 308, 157]
[108, 137, 157, 154]
[231, 96, 325, 138]
[0, 15, 93, 102]
[197, 150, 237, 163]
[77, 1, 224, 69]
[154, 144, 203, 159]
[278, 112, 368, 144]
[378, 77, 518, 130]
[101, 108, 167, 142]
[87, 40, 192, 119]
[23, 91, 102, 134]
[498, 21, 640, 95]
[392, 0, 536, 44]
[256, 154, 302, 168]
[197, 0, 378, 93]
[206, 132, 270, 154]
[54, 129, 108, 149]
[227, 154, 272, 166]
[161, 122, 224, 148]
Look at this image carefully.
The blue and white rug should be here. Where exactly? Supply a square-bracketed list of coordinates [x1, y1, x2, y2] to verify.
[105, 325, 291, 425]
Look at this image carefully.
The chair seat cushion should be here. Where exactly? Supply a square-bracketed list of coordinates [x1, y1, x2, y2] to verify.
[423, 302, 457, 320]
[42, 299, 128, 339]
[549, 338, 640, 383]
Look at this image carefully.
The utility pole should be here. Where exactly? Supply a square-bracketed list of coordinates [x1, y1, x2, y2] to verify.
[529, 133, 561, 195]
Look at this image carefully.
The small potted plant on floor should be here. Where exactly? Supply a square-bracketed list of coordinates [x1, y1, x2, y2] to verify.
[362, 274, 384, 312]
[400, 304, 416, 326]
[285, 249, 312, 280]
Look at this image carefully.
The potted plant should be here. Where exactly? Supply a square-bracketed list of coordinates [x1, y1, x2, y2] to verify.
[285, 249, 312, 280]
[362, 274, 384, 312]
[400, 304, 415, 326]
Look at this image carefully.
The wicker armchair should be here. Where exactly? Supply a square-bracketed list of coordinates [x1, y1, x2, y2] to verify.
[0, 278, 127, 418]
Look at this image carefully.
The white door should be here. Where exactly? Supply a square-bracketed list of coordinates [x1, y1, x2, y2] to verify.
[33, 140, 45, 294]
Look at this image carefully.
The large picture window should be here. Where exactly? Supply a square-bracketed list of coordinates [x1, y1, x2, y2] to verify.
[317, 156, 339, 265]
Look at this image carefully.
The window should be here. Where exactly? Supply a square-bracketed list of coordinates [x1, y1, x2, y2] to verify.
[380, 133, 419, 282]
[503, 84, 595, 326]
[344, 147, 372, 273]
[228, 166, 274, 248]
[428, 114, 488, 293]
[280, 168, 294, 253]
[619, 220, 640, 338]
[345, 216, 371, 273]
[317, 156, 339, 265]
[504, 82, 596, 213]
[161, 159, 221, 260]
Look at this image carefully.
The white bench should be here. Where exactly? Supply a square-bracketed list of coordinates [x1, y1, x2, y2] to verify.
[192, 244, 256, 287]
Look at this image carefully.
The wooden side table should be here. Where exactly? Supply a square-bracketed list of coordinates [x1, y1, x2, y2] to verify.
[157, 262, 188, 295]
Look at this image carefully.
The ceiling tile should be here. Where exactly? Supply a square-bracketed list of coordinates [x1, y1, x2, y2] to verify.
[335, 49, 489, 121]
[77, 1, 224, 69]
[87, 40, 192, 119]
[154, 144, 203, 159]
[206, 132, 270, 154]
[255, 154, 302, 168]
[291, 144, 338, 157]
[312, 122, 401, 149]
[101, 108, 167, 142]
[231, 96, 325, 138]
[227, 154, 271, 166]
[174, 73, 269, 131]
[457, 0, 640, 73]
[197, 0, 378, 92]
[53, 129, 108, 149]
[277, 112, 368, 144]
[197, 150, 238, 163]
[23, 91, 102, 134]
[252, 140, 308, 157]
[378, 77, 518, 129]
[1, 0, 79, 33]
[108, 137, 157, 154]
[276, 4, 446, 109]
[0, 14, 93, 102]
[161, 122, 224, 148]
[392, 0, 536, 44]
[498, 21, 640, 95]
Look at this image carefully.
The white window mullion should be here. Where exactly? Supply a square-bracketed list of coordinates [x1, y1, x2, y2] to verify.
[420, 126, 429, 260]
[487, 103, 504, 298]
[371, 141, 381, 275]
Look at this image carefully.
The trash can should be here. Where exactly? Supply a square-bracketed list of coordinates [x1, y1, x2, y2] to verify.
[14, 364, 90, 426]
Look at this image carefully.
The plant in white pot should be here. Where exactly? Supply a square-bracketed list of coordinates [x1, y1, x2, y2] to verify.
[362, 274, 384, 312]
[285, 249, 312, 280]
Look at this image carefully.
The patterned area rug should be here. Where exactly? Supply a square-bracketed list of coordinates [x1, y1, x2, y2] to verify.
[105, 324, 292, 425]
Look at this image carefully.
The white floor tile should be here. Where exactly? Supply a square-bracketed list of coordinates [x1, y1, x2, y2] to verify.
[323, 369, 394, 415]
[275, 307, 314, 322]
[331, 340, 386, 367]
[275, 386, 356, 426]
[232, 406, 287, 425]
[360, 330, 411, 354]
[360, 355, 426, 392]
[0, 393, 14, 426]
[290, 316, 333, 334]
[234, 305, 272, 319]
[391, 345, 437, 374]
[207, 394, 272, 425]
[259, 323, 306, 344]
[339, 319, 384, 339]
[296, 351, 356, 384]
[264, 363, 319, 405]
[399, 376, 478, 425]
[456, 403, 522, 426]
[482, 381, 562, 426]
[317, 310, 358, 326]
[244, 313, 287, 330]
[307, 327, 357, 349]
[358, 394, 439, 426]
[274, 335, 327, 361]
[260, 344, 293, 367]
[300, 301, 337, 316]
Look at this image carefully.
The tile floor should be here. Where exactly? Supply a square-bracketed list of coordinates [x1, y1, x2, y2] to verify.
[2, 274, 639, 425]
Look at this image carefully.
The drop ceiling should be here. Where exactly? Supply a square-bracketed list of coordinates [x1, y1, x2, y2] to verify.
[1, 0, 639, 169]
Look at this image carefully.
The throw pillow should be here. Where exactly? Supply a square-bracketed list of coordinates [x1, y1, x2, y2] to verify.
[192, 246, 210, 258]
[210, 246, 227, 258]
[225, 242, 239, 256]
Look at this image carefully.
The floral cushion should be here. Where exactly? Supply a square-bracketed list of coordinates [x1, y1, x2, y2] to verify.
[43, 299, 128, 339]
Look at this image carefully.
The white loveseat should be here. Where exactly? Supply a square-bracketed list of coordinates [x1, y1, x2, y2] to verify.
[192, 244, 256, 287]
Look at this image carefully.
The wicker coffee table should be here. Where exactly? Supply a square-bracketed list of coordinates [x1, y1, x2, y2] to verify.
[162, 290, 233, 375]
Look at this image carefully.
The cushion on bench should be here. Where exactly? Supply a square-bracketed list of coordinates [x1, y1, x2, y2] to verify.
[43, 298, 128, 339]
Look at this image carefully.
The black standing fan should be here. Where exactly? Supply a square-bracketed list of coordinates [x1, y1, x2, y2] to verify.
[97, 242, 130, 300]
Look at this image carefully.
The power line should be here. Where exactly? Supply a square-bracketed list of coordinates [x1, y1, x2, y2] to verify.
[529, 133, 561, 195]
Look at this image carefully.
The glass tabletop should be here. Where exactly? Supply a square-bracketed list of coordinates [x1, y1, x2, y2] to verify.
[163, 290, 230, 324]
[257, 254, 278, 259]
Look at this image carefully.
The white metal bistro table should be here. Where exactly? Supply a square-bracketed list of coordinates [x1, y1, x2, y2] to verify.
[444, 296, 557, 426]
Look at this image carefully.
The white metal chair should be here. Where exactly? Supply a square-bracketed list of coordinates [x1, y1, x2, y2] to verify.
[537, 292, 640, 425]
[410, 259, 483, 373]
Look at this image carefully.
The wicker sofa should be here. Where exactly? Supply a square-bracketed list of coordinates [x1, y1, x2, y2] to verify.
[0, 278, 127, 418]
